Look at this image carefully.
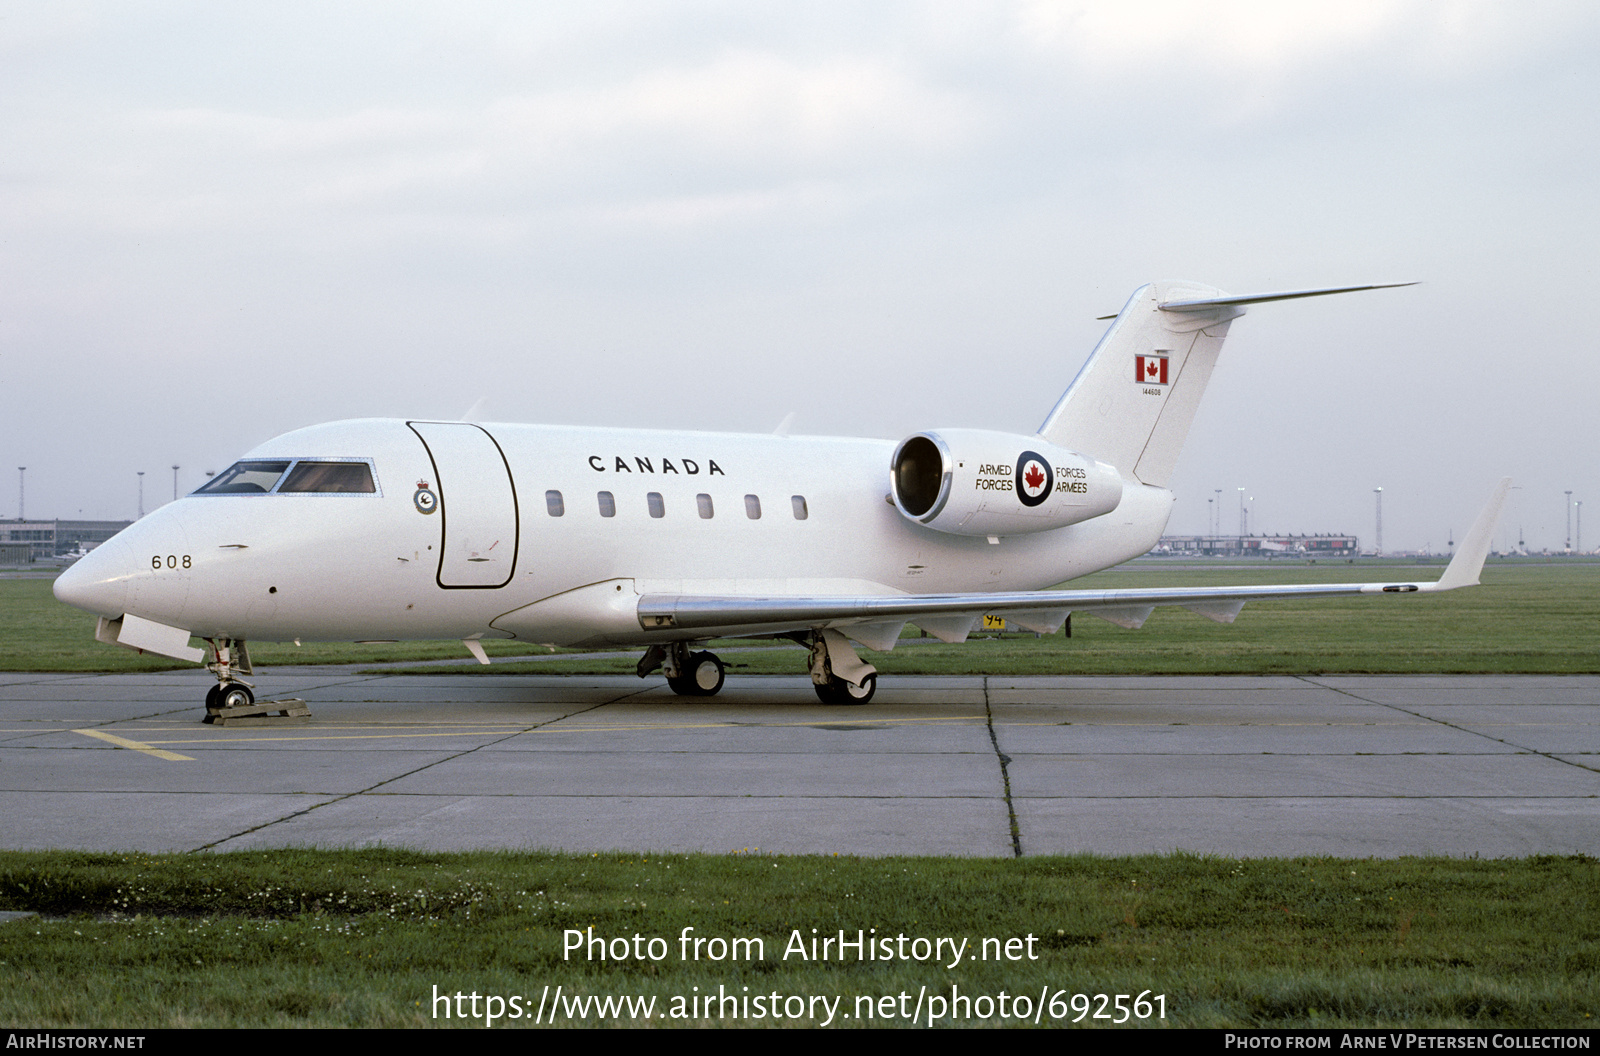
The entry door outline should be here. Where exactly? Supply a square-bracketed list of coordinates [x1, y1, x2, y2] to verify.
[407, 421, 520, 589]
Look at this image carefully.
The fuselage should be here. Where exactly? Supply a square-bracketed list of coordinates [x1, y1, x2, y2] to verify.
[54, 418, 1174, 647]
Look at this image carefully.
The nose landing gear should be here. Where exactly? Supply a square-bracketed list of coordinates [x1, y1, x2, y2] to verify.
[201, 638, 308, 724]
[636, 629, 880, 703]
[204, 638, 256, 710]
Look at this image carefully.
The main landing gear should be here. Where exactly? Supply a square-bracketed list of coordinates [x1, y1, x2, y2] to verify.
[204, 638, 255, 709]
[808, 628, 877, 705]
[635, 628, 878, 705]
[638, 642, 725, 696]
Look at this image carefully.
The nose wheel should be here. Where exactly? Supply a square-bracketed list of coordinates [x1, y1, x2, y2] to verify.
[206, 682, 256, 710]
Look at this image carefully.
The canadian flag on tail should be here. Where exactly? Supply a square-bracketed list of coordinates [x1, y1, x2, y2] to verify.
[1135, 354, 1168, 385]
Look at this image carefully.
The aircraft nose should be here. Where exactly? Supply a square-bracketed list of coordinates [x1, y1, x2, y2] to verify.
[53, 535, 132, 619]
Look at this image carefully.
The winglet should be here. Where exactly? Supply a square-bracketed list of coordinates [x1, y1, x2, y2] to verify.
[1431, 477, 1512, 591]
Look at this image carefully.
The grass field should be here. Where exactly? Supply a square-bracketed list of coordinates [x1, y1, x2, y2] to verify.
[1, 849, 1594, 1028]
[8, 560, 1598, 675]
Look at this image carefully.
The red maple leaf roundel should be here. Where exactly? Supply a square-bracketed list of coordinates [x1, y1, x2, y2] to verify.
[1015, 451, 1052, 507]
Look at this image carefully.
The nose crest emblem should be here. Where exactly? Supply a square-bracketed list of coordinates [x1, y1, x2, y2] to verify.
[413, 481, 438, 514]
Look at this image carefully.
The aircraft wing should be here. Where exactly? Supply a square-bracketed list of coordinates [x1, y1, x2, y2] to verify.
[637, 479, 1510, 645]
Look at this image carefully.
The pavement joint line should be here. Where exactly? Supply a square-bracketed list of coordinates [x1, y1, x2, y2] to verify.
[71, 728, 195, 762]
[982, 676, 1024, 858]
[1299, 675, 1600, 776]
[187, 684, 654, 853]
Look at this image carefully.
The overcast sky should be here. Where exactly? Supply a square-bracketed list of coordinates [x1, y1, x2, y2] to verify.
[3, 1, 1595, 552]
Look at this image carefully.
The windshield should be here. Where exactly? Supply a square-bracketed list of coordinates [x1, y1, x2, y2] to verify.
[195, 461, 290, 494]
[279, 461, 376, 493]
[193, 459, 378, 496]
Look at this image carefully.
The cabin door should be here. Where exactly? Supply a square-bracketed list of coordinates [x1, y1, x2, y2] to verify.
[408, 421, 519, 588]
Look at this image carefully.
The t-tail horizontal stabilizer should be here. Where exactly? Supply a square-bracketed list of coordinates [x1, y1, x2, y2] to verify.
[1157, 282, 1417, 312]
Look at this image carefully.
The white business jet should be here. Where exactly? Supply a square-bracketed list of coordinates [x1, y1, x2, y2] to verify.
[53, 281, 1508, 709]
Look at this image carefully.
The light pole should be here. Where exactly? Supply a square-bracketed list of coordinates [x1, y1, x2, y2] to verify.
[1214, 489, 1222, 535]
[137, 472, 145, 519]
[172, 465, 181, 502]
[1237, 487, 1246, 539]
[1207, 498, 1214, 543]
[1565, 490, 1573, 552]
[16, 467, 23, 522]
[1373, 487, 1383, 556]
[1578, 501, 1584, 554]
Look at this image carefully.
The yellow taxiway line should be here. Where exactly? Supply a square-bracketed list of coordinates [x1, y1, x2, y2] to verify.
[73, 728, 195, 761]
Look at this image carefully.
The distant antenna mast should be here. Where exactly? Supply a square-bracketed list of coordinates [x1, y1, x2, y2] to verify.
[1373, 487, 1383, 555]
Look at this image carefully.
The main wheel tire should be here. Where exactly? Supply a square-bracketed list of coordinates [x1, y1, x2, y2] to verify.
[668, 651, 725, 696]
[814, 672, 876, 705]
[687, 651, 725, 695]
[216, 683, 255, 709]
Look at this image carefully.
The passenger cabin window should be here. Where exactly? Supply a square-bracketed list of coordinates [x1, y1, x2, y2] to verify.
[545, 490, 565, 517]
[278, 461, 376, 494]
[648, 492, 665, 518]
[745, 494, 761, 519]
[791, 495, 808, 520]
[697, 493, 714, 519]
[598, 491, 616, 518]
[195, 461, 290, 495]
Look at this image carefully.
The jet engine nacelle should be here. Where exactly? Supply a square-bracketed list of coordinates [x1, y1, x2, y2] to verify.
[890, 429, 1123, 537]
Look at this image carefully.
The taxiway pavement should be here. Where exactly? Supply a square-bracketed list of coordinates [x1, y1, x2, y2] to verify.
[2, 670, 1595, 857]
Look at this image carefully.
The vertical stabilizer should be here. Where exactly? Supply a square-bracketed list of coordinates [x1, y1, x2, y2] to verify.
[1037, 281, 1414, 487]
[1037, 281, 1240, 487]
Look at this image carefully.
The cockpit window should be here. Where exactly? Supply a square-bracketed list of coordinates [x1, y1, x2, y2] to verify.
[195, 461, 290, 494]
[279, 461, 376, 494]
[193, 458, 379, 496]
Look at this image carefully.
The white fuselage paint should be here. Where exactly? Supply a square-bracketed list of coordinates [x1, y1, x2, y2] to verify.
[64, 418, 1172, 648]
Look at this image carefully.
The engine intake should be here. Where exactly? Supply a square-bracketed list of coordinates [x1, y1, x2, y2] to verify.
[890, 429, 1122, 537]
